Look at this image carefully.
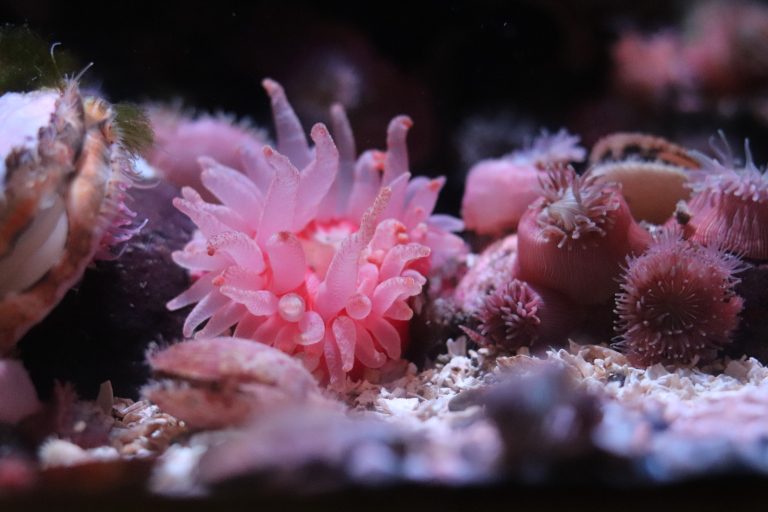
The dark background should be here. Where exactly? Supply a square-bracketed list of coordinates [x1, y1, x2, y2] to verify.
[0, 0, 701, 214]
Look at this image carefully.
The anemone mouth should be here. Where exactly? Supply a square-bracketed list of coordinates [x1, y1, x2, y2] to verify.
[536, 166, 620, 247]
[298, 219, 358, 279]
[614, 235, 745, 365]
[476, 279, 542, 349]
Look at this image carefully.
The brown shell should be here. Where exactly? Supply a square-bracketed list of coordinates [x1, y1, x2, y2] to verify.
[589, 132, 700, 169]
[588, 133, 699, 224]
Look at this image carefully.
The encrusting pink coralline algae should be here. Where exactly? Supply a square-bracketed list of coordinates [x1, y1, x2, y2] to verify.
[166, 79, 466, 386]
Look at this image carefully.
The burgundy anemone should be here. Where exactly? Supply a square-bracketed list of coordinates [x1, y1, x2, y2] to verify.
[514, 166, 651, 304]
[471, 279, 577, 351]
[614, 233, 745, 366]
[685, 133, 768, 260]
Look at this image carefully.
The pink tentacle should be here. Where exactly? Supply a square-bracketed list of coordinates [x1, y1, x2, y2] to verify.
[378, 243, 430, 281]
[319, 103, 357, 219]
[380, 173, 410, 224]
[219, 287, 278, 316]
[257, 146, 300, 245]
[294, 123, 339, 230]
[265, 232, 306, 294]
[196, 302, 247, 339]
[403, 177, 444, 228]
[239, 144, 274, 193]
[199, 156, 264, 220]
[167, 272, 217, 310]
[366, 315, 402, 360]
[182, 291, 230, 337]
[262, 78, 312, 170]
[371, 276, 422, 316]
[298, 311, 325, 345]
[316, 188, 390, 317]
[354, 324, 387, 368]
[382, 115, 412, 185]
[347, 150, 384, 222]
[332, 315, 357, 372]
[206, 231, 265, 272]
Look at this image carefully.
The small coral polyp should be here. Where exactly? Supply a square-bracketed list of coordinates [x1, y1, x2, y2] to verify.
[473, 278, 575, 351]
[167, 79, 464, 386]
[686, 135, 768, 260]
[515, 166, 651, 305]
[615, 234, 745, 366]
[461, 130, 585, 235]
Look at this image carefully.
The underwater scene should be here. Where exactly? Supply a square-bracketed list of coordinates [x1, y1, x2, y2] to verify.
[2, 0, 768, 509]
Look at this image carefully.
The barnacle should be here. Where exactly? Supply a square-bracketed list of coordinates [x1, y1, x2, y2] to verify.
[0, 81, 147, 352]
[167, 79, 465, 386]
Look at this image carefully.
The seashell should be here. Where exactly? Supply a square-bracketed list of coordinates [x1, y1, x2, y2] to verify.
[589, 133, 699, 224]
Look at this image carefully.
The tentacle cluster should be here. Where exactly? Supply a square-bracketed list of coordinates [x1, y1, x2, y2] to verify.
[474, 279, 542, 349]
[536, 166, 622, 248]
[685, 133, 768, 259]
[510, 129, 586, 168]
[614, 233, 746, 365]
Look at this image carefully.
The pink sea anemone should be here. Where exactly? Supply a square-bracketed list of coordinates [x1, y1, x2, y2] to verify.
[145, 107, 266, 199]
[614, 233, 745, 366]
[682, 0, 768, 96]
[514, 165, 651, 305]
[684, 133, 768, 260]
[461, 130, 585, 236]
[612, 31, 691, 103]
[167, 79, 465, 386]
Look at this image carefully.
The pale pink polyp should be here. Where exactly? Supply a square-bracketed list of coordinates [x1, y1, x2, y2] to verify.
[167, 79, 465, 386]
[461, 130, 586, 235]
